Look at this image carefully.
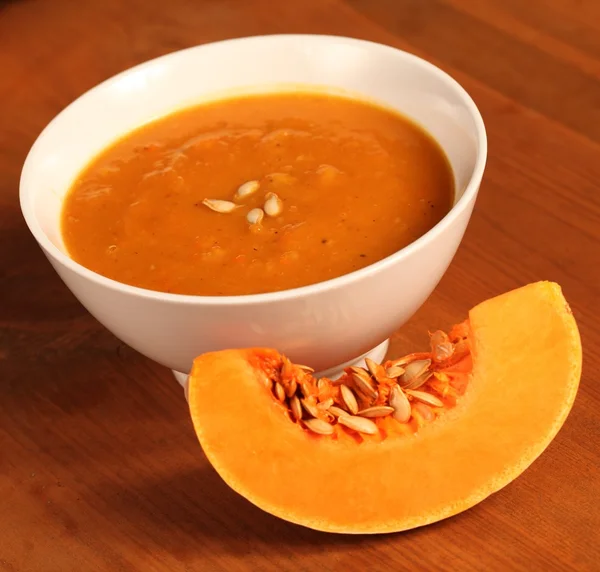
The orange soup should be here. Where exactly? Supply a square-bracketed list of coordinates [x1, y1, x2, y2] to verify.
[62, 91, 454, 295]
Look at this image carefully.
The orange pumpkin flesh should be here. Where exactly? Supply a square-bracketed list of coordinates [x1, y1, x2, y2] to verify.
[188, 282, 581, 533]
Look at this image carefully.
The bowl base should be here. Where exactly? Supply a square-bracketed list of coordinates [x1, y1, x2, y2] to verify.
[172, 339, 390, 400]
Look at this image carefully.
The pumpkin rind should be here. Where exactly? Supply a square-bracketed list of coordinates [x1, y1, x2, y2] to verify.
[188, 282, 582, 533]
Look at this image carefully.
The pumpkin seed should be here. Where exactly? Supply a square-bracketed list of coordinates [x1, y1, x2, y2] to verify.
[317, 398, 334, 411]
[301, 398, 320, 418]
[290, 395, 303, 421]
[356, 406, 395, 418]
[350, 367, 378, 399]
[387, 353, 430, 368]
[389, 385, 411, 423]
[337, 414, 379, 436]
[433, 342, 454, 363]
[284, 378, 297, 398]
[300, 381, 313, 397]
[246, 208, 264, 225]
[366, 357, 390, 383]
[202, 198, 239, 213]
[329, 406, 347, 417]
[387, 357, 409, 368]
[401, 359, 431, 384]
[297, 364, 315, 373]
[262, 373, 273, 390]
[235, 180, 260, 200]
[365, 357, 379, 378]
[386, 364, 405, 378]
[274, 382, 286, 402]
[405, 389, 444, 408]
[403, 371, 432, 391]
[340, 384, 359, 414]
[304, 418, 334, 435]
[349, 365, 370, 378]
[264, 192, 283, 217]
[430, 330, 454, 363]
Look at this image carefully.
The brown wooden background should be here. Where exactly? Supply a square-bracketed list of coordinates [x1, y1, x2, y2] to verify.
[1, 0, 599, 570]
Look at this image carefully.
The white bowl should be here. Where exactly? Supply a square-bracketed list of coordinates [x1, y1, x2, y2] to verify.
[20, 35, 486, 382]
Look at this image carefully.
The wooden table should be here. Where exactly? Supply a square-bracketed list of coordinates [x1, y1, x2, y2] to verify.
[1, 1, 599, 570]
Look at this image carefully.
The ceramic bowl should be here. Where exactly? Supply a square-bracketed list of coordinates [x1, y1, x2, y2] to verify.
[20, 34, 486, 384]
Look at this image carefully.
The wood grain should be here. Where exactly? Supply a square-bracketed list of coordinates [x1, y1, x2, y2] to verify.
[1, 0, 599, 570]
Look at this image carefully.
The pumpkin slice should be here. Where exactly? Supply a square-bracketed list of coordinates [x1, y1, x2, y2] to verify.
[188, 281, 581, 533]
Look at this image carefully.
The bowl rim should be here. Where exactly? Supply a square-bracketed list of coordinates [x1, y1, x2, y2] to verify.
[19, 33, 487, 307]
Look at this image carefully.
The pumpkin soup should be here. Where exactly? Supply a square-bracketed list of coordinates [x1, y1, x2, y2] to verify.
[62, 91, 454, 296]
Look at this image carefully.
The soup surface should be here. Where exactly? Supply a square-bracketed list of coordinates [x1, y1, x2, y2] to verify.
[62, 91, 454, 296]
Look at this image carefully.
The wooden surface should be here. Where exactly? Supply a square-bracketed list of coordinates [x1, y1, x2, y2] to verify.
[1, 0, 599, 570]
